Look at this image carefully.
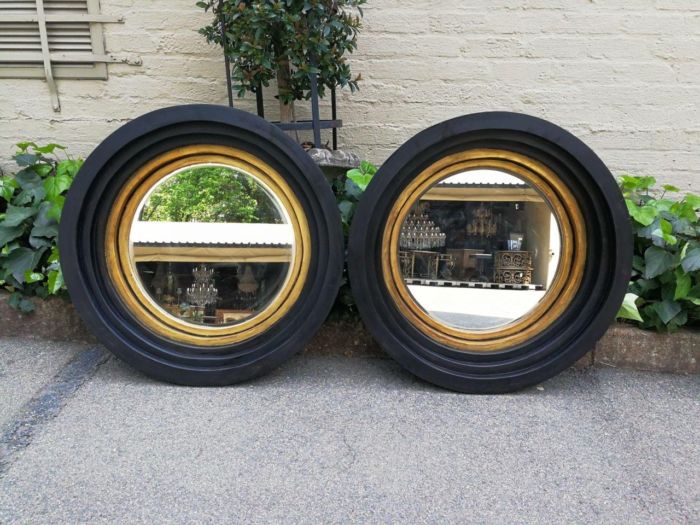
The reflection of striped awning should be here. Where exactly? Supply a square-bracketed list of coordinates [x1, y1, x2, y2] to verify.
[438, 170, 527, 186]
[131, 221, 294, 246]
[130, 221, 294, 263]
[424, 170, 542, 202]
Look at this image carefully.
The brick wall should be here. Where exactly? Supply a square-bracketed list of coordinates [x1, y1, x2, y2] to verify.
[0, 0, 698, 190]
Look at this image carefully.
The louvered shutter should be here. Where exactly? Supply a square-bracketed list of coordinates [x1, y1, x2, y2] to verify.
[0, 0, 136, 111]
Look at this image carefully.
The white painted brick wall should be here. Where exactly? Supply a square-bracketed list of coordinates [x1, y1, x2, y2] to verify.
[0, 0, 698, 191]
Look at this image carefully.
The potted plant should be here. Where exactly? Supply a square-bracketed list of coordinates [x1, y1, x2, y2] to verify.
[198, 0, 366, 126]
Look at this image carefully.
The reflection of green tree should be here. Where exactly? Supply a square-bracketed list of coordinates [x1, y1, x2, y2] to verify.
[140, 166, 282, 223]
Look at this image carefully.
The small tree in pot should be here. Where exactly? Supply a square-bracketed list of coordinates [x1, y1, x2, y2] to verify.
[198, 0, 365, 125]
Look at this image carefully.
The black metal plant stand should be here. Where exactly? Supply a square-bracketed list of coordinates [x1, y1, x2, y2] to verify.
[249, 78, 342, 151]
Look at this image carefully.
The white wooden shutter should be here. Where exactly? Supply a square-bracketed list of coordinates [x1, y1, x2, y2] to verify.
[0, 0, 140, 111]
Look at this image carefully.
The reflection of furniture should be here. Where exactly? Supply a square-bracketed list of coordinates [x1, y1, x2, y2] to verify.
[399, 250, 454, 280]
[446, 248, 484, 280]
[216, 309, 254, 324]
[494, 251, 533, 284]
[474, 253, 493, 281]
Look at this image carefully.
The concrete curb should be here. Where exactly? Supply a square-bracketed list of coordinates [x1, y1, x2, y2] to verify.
[1, 294, 697, 374]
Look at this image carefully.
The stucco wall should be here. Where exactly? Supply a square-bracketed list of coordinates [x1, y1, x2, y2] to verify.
[1, 0, 698, 190]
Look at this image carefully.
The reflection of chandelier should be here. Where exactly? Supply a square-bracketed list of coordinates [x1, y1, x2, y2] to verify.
[466, 204, 498, 237]
[400, 212, 446, 250]
[187, 265, 218, 307]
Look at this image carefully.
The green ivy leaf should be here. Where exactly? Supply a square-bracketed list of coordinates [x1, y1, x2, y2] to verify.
[0, 225, 24, 247]
[6, 291, 34, 313]
[617, 293, 643, 322]
[1, 241, 20, 256]
[33, 163, 53, 177]
[47, 268, 64, 294]
[43, 174, 72, 200]
[24, 271, 44, 283]
[46, 195, 65, 222]
[56, 159, 82, 179]
[643, 246, 676, 279]
[15, 141, 37, 153]
[47, 246, 59, 264]
[338, 199, 354, 223]
[18, 297, 35, 313]
[14, 153, 38, 166]
[651, 219, 677, 246]
[4, 246, 45, 282]
[662, 184, 680, 192]
[2, 204, 38, 227]
[347, 170, 373, 192]
[674, 268, 691, 300]
[13, 168, 46, 202]
[0, 176, 18, 201]
[33, 143, 65, 155]
[652, 299, 682, 325]
[685, 194, 700, 210]
[681, 247, 700, 273]
[625, 199, 657, 226]
[359, 160, 378, 176]
[29, 202, 58, 247]
[619, 175, 656, 192]
[344, 178, 363, 199]
[629, 277, 659, 296]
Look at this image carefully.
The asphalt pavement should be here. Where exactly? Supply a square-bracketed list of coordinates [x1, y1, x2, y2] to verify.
[0, 338, 698, 524]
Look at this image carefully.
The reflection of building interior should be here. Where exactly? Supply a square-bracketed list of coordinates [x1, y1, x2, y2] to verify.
[400, 170, 561, 291]
[131, 221, 293, 325]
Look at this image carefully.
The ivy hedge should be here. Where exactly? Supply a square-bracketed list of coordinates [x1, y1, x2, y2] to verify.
[617, 176, 700, 331]
[0, 143, 80, 312]
[0, 143, 698, 332]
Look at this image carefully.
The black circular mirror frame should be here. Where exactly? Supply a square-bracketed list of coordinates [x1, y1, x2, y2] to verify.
[61, 107, 632, 392]
[60, 105, 343, 386]
[348, 112, 632, 393]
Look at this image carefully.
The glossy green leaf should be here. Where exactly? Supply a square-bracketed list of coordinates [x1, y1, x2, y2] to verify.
[33, 143, 65, 154]
[652, 300, 682, 325]
[0, 176, 18, 201]
[4, 246, 45, 282]
[14, 153, 38, 166]
[617, 293, 643, 322]
[0, 225, 24, 247]
[24, 271, 44, 283]
[681, 247, 700, 273]
[43, 174, 72, 200]
[625, 199, 657, 226]
[643, 246, 676, 279]
[674, 269, 691, 300]
[2, 204, 38, 227]
[47, 269, 64, 294]
[347, 170, 373, 192]
[56, 158, 82, 179]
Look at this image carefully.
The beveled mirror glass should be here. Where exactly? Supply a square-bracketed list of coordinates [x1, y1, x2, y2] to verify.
[397, 169, 562, 331]
[128, 164, 295, 328]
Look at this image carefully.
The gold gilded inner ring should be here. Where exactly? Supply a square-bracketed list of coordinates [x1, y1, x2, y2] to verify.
[381, 149, 586, 352]
[105, 145, 311, 347]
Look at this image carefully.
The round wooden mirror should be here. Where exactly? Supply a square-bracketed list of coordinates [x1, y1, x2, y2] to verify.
[349, 113, 632, 393]
[60, 105, 342, 386]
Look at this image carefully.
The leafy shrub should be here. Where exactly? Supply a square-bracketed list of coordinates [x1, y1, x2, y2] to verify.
[198, 0, 365, 121]
[329, 160, 376, 318]
[617, 175, 700, 331]
[141, 165, 279, 223]
[0, 143, 81, 312]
